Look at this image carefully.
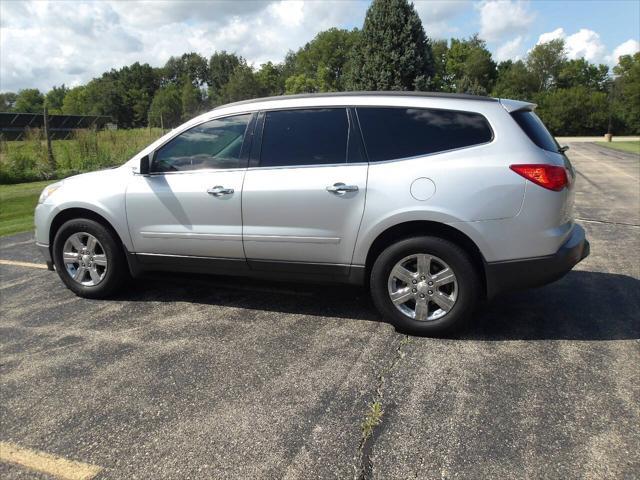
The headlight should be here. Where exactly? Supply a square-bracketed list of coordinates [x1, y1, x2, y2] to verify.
[38, 183, 62, 204]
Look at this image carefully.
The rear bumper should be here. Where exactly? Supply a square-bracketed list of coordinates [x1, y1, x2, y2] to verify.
[485, 224, 590, 299]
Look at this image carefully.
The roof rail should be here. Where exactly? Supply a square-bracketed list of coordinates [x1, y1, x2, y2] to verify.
[215, 91, 499, 110]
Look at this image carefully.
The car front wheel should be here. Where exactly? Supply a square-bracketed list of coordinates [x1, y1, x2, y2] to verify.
[370, 236, 480, 336]
[52, 218, 128, 298]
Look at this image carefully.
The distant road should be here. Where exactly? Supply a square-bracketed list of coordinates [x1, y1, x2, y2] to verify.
[557, 136, 639, 143]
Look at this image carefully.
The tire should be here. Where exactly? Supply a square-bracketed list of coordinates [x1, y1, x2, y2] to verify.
[370, 236, 481, 336]
[52, 218, 128, 298]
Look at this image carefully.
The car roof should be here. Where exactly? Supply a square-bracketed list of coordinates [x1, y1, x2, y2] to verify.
[214, 91, 499, 110]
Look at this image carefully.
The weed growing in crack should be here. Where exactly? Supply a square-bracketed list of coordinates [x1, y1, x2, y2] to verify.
[361, 401, 383, 441]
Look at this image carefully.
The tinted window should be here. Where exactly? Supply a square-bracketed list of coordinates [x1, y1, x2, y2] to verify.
[511, 110, 559, 152]
[356, 107, 493, 162]
[152, 114, 251, 172]
[260, 108, 348, 167]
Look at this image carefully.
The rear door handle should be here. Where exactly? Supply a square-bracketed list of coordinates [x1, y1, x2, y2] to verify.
[207, 186, 234, 196]
[326, 182, 359, 195]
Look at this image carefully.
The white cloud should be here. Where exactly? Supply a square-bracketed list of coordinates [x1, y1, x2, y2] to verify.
[0, 0, 365, 93]
[565, 29, 607, 62]
[536, 27, 608, 63]
[537, 27, 565, 45]
[608, 39, 640, 65]
[478, 0, 535, 42]
[495, 36, 524, 61]
[414, 0, 470, 38]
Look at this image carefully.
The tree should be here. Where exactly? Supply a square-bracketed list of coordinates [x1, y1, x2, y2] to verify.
[612, 52, 640, 134]
[148, 85, 182, 128]
[120, 63, 161, 127]
[290, 28, 360, 92]
[164, 53, 209, 87]
[66, 62, 159, 127]
[527, 39, 567, 91]
[445, 35, 496, 95]
[535, 86, 609, 135]
[181, 80, 202, 119]
[558, 59, 609, 91]
[256, 62, 286, 96]
[62, 86, 88, 115]
[280, 51, 299, 83]
[14, 89, 45, 113]
[285, 74, 318, 94]
[82, 75, 124, 122]
[492, 60, 537, 100]
[0, 92, 17, 111]
[44, 85, 68, 114]
[348, 0, 434, 91]
[217, 66, 263, 104]
[209, 51, 243, 100]
[429, 39, 449, 91]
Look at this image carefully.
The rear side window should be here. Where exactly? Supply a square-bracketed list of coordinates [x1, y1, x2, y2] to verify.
[511, 110, 559, 153]
[260, 108, 349, 167]
[356, 107, 493, 162]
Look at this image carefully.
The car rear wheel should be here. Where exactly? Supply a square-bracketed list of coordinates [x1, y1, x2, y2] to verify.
[370, 236, 480, 336]
[52, 218, 128, 298]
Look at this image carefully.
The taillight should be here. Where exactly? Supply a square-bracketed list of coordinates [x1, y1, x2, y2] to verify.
[509, 164, 568, 191]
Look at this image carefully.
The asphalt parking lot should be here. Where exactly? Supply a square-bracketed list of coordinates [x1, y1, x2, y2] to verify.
[1, 142, 638, 479]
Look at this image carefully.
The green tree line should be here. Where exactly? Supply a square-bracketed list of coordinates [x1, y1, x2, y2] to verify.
[1, 0, 638, 135]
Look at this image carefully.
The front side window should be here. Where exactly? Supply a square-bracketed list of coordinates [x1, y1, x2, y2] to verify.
[357, 107, 493, 162]
[152, 114, 251, 172]
[259, 108, 349, 167]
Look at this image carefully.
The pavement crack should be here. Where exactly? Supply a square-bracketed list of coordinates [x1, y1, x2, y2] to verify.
[354, 334, 411, 480]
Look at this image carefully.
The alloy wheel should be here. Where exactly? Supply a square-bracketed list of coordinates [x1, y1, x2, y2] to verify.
[62, 232, 108, 286]
[387, 253, 458, 321]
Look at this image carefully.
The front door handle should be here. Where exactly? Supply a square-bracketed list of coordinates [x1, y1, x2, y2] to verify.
[326, 182, 359, 195]
[207, 186, 234, 196]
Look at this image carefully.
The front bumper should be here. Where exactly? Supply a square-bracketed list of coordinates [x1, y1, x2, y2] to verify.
[485, 224, 590, 299]
[36, 242, 55, 271]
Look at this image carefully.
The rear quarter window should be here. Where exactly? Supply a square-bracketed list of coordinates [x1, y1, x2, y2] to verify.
[511, 110, 559, 153]
[356, 107, 493, 162]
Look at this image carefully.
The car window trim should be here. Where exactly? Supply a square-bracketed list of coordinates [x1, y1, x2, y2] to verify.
[148, 111, 257, 175]
[248, 111, 265, 169]
[355, 106, 495, 163]
[350, 107, 370, 163]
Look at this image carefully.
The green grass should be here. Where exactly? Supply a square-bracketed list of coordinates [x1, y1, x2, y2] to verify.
[0, 180, 51, 237]
[1, 127, 163, 184]
[595, 141, 640, 155]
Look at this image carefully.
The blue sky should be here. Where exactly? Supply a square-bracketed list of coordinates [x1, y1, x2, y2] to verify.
[449, 1, 640, 59]
[1, 0, 639, 93]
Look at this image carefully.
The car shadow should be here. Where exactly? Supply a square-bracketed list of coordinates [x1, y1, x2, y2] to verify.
[118, 270, 639, 341]
[116, 272, 379, 323]
[467, 270, 639, 341]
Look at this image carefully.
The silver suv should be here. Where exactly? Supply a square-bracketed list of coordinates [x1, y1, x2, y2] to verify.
[34, 92, 589, 335]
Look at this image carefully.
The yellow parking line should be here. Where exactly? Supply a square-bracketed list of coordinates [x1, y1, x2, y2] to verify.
[0, 259, 48, 269]
[0, 442, 101, 480]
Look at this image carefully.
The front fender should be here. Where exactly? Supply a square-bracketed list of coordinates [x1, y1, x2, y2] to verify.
[36, 167, 133, 250]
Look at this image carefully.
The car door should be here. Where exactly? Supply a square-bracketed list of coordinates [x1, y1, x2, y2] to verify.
[126, 113, 254, 260]
[242, 107, 368, 273]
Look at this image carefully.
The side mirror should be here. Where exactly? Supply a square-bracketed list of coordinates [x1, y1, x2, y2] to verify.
[140, 155, 150, 175]
[559, 145, 569, 153]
